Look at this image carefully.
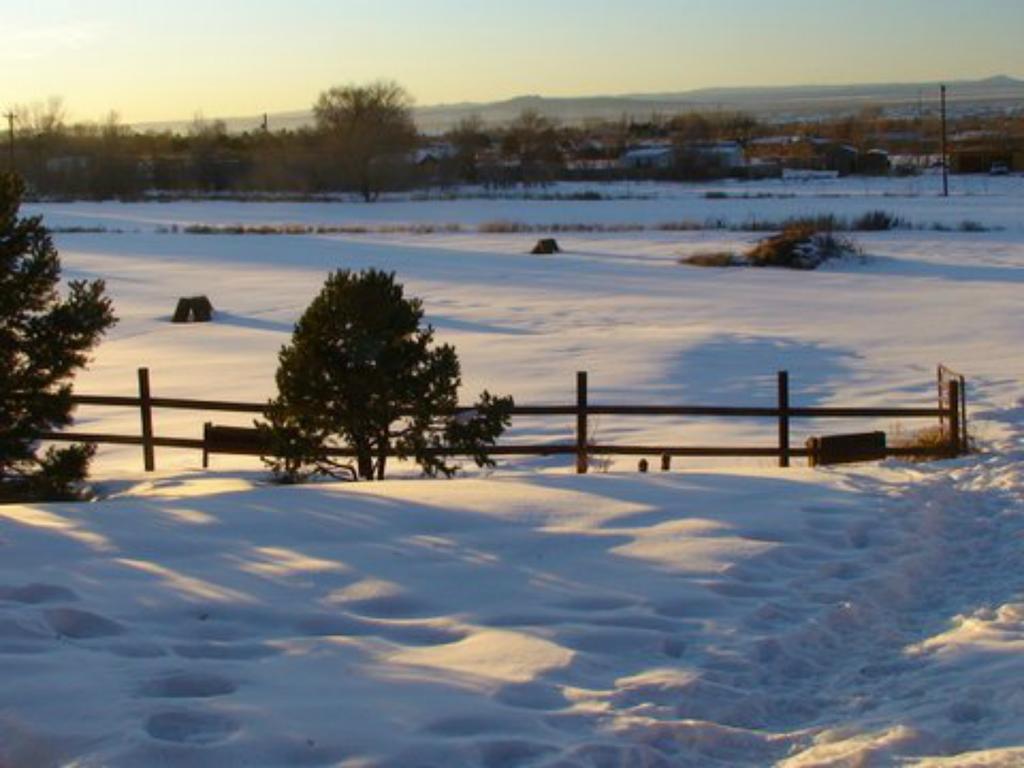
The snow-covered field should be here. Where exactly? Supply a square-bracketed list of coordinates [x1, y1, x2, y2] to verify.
[2, 177, 1023, 766]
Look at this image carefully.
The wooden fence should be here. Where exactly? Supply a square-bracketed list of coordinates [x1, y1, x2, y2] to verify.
[38, 367, 967, 474]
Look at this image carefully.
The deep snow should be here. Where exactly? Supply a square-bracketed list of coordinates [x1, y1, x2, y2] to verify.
[2, 177, 1023, 766]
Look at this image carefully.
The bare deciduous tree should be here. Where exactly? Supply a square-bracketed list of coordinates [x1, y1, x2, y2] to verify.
[313, 81, 417, 201]
[502, 109, 562, 184]
[447, 115, 490, 183]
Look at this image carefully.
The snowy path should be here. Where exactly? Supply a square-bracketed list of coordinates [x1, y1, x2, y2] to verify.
[778, 436, 1024, 765]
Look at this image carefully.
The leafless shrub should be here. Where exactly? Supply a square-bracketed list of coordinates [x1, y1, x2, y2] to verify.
[680, 251, 741, 267]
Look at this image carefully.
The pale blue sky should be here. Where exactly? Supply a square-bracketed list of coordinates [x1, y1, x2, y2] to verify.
[3, 0, 1022, 122]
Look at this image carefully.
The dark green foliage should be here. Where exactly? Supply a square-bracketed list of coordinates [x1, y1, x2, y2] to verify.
[261, 269, 512, 482]
[0, 173, 116, 501]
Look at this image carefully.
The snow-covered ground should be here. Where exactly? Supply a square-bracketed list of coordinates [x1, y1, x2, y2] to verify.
[2, 178, 1023, 766]
[32, 175, 1024, 235]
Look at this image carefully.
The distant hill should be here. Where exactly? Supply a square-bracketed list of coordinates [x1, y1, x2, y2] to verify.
[134, 75, 1024, 135]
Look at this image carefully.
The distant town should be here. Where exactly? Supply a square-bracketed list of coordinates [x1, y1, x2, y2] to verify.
[8, 77, 1023, 200]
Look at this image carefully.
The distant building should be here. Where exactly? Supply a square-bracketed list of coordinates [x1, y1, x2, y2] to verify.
[620, 145, 675, 170]
[810, 140, 859, 176]
[859, 149, 891, 176]
[683, 141, 746, 169]
[749, 136, 801, 151]
[45, 156, 91, 174]
[745, 158, 783, 179]
[951, 149, 1020, 174]
[413, 143, 456, 167]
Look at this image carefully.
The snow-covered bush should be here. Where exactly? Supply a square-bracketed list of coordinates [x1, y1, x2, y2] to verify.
[682, 220, 860, 271]
[746, 221, 860, 270]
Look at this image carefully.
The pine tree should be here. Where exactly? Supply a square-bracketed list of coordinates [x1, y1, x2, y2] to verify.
[0, 173, 116, 501]
[261, 269, 512, 482]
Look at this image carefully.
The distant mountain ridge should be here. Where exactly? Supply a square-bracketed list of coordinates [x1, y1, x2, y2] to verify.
[134, 75, 1024, 134]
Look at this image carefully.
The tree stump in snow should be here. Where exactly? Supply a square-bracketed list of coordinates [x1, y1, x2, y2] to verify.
[172, 296, 214, 323]
[531, 238, 560, 255]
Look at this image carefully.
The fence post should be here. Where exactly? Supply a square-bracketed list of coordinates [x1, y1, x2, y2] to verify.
[576, 371, 588, 475]
[138, 367, 155, 472]
[778, 370, 790, 468]
[948, 379, 961, 457]
[959, 376, 968, 455]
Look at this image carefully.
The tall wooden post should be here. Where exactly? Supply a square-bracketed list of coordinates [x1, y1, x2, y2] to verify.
[948, 379, 961, 457]
[778, 370, 791, 468]
[576, 371, 588, 475]
[138, 367, 155, 472]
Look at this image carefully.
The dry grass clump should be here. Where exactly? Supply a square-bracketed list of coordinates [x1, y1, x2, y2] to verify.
[173, 223, 466, 236]
[477, 220, 646, 234]
[746, 221, 859, 270]
[889, 425, 958, 462]
[679, 251, 741, 267]
[851, 210, 905, 231]
[682, 219, 860, 270]
[656, 220, 705, 232]
[478, 220, 532, 234]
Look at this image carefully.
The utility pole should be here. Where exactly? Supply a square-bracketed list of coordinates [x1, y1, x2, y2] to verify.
[940, 85, 949, 198]
[4, 111, 14, 173]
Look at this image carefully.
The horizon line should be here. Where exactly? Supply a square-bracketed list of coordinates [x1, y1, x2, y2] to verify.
[122, 72, 1021, 127]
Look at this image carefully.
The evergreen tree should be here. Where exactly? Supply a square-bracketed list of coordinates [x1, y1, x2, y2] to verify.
[261, 269, 512, 482]
[0, 173, 116, 501]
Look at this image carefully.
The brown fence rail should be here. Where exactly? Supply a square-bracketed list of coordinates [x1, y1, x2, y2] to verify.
[37, 367, 967, 474]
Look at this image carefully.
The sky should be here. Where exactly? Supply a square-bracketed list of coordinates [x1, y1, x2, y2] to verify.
[3, 0, 1023, 123]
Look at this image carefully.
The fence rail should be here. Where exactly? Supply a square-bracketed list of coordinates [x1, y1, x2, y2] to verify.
[37, 367, 966, 473]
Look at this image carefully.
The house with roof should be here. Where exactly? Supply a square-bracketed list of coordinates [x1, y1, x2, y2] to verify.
[619, 144, 675, 170]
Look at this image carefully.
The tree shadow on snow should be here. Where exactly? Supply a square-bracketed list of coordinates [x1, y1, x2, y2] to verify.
[620, 334, 860, 407]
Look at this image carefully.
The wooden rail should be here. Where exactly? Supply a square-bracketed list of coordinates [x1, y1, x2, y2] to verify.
[36, 367, 966, 473]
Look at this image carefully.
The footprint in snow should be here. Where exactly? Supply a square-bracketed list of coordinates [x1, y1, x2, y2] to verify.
[145, 710, 239, 745]
[138, 671, 237, 699]
[44, 608, 125, 639]
[342, 594, 434, 619]
[296, 612, 467, 646]
[0, 583, 78, 605]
